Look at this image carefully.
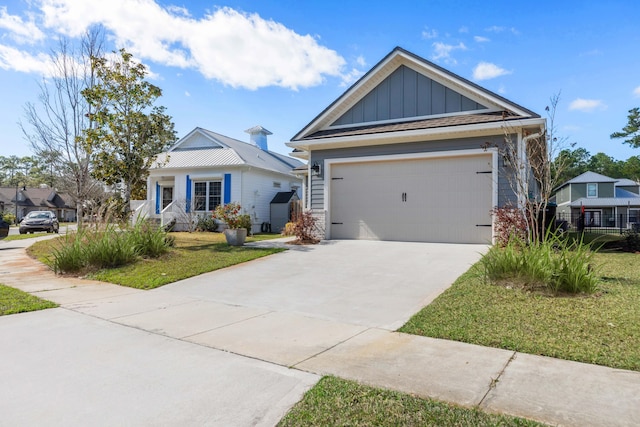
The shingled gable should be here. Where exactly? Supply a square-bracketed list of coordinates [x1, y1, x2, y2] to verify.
[289, 46, 541, 150]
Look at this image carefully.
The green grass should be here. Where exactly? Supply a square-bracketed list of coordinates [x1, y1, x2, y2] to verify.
[399, 251, 640, 372]
[27, 232, 285, 289]
[279, 377, 546, 427]
[3, 232, 49, 241]
[0, 284, 57, 315]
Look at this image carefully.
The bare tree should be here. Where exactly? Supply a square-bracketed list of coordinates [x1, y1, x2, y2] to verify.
[21, 28, 105, 228]
[498, 93, 568, 242]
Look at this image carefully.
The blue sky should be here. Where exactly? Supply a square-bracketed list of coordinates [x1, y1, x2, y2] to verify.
[1, 0, 639, 162]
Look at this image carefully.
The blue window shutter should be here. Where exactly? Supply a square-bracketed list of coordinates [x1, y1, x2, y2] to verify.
[185, 175, 191, 213]
[224, 173, 231, 204]
[155, 182, 160, 214]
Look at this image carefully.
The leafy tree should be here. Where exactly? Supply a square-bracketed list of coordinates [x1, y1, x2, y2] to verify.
[82, 48, 176, 214]
[21, 29, 105, 226]
[588, 152, 623, 178]
[621, 156, 640, 182]
[553, 147, 590, 185]
[611, 107, 640, 147]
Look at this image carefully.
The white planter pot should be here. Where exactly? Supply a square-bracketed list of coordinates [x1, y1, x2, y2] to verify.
[223, 228, 247, 246]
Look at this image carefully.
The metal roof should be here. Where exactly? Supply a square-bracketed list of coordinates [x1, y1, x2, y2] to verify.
[562, 171, 617, 186]
[153, 127, 304, 175]
[571, 197, 640, 208]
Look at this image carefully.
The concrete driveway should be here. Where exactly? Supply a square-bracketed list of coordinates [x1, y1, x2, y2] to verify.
[162, 240, 486, 330]
[0, 238, 486, 426]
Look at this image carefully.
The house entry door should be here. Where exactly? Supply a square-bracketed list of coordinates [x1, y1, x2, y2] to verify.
[162, 187, 173, 210]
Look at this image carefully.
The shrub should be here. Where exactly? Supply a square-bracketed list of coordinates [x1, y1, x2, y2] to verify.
[196, 214, 218, 232]
[622, 229, 640, 252]
[2, 212, 16, 225]
[492, 205, 527, 247]
[281, 222, 296, 236]
[292, 211, 319, 244]
[480, 234, 598, 294]
[213, 202, 245, 229]
[237, 214, 252, 235]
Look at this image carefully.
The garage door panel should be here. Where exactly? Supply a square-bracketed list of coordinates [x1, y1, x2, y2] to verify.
[329, 155, 492, 243]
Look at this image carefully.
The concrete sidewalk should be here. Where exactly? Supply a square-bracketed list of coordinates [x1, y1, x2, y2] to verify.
[1, 237, 639, 426]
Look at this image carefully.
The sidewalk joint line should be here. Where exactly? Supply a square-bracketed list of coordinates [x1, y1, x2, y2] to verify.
[291, 327, 372, 369]
[478, 350, 517, 408]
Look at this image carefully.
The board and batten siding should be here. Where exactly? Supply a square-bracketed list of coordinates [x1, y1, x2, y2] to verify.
[308, 135, 518, 211]
[332, 65, 487, 126]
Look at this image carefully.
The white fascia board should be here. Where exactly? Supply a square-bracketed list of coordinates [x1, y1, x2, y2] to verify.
[287, 117, 546, 152]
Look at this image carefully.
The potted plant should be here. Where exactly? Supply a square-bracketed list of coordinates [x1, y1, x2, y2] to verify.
[213, 202, 249, 246]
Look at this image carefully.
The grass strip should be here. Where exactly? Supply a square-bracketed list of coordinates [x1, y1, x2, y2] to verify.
[0, 284, 57, 316]
[278, 376, 546, 426]
[399, 252, 640, 372]
[27, 231, 285, 289]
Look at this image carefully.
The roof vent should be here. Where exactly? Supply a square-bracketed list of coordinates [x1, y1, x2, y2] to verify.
[245, 125, 272, 151]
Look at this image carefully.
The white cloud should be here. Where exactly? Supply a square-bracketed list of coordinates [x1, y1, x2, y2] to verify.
[485, 25, 519, 35]
[472, 62, 511, 80]
[431, 42, 467, 65]
[32, 0, 348, 90]
[0, 44, 54, 75]
[568, 98, 607, 112]
[474, 36, 490, 43]
[458, 26, 468, 33]
[184, 91, 190, 97]
[0, 7, 45, 44]
[355, 55, 366, 67]
[633, 86, 640, 97]
[421, 26, 438, 39]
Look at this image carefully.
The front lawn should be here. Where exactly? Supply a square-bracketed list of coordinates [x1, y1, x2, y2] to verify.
[399, 251, 640, 372]
[0, 284, 57, 315]
[3, 232, 49, 241]
[279, 376, 545, 427]
[27, 232, 285, 289]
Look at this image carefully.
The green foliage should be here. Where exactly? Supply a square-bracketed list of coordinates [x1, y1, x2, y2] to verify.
[82, 48, 176, 210]
[1, 212, 16, 225]
[279, 376, 545, 427]
[622, 229, 640, 252]
[195, 213, 218, 232]
[552, 147, 640, 183]
[480, 235, 598, 294]
[0, 284, 57, 316]
[51, 222, 172, 273]
[238, 214, 252, 235]
[611, 107, 640, 148]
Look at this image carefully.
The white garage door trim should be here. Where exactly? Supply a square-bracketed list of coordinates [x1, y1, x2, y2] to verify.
[323, 148, 498, 242]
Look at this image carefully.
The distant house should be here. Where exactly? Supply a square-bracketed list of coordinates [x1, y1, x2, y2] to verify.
[554, 171, 640, 228]
[0, 186, 76, 222]
[135, 126, 304, 232]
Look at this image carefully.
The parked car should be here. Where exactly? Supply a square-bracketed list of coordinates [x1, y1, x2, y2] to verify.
[19, 211, 59, 234]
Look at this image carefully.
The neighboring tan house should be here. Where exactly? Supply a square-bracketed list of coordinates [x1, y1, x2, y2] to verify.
[136, 126, 304, 232]
[286, 46, 546, 244]
[554, 171, 640, 228]
[0, 186, 76, 222]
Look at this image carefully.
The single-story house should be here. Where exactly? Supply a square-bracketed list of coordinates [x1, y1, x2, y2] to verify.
[286, 46, 546, 244]
[137, 126, 304, 232]
[554, 171, 640, 228]
[0, 186, 76, 222]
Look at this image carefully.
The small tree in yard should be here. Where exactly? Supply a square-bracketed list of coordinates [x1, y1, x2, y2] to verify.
[82, 48, 176, 216]
[495, 93, 569, 243]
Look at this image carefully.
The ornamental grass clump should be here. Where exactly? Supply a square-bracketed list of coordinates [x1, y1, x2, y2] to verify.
[51, 222, 172, 274]
[480, 234, 598, 294]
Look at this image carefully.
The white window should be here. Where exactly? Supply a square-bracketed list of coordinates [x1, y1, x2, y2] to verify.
[587, 183, 597, 198]
[194, 181, 222, 211]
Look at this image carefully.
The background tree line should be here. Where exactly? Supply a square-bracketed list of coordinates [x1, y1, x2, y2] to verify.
[553, 148, 640, 185]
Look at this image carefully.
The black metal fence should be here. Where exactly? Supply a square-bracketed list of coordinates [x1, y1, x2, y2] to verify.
[555, 212, 640, 235]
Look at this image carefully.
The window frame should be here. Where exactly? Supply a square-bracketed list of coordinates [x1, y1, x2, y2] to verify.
[586, 183, 598, 198]
[193, 180, 222, 211]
